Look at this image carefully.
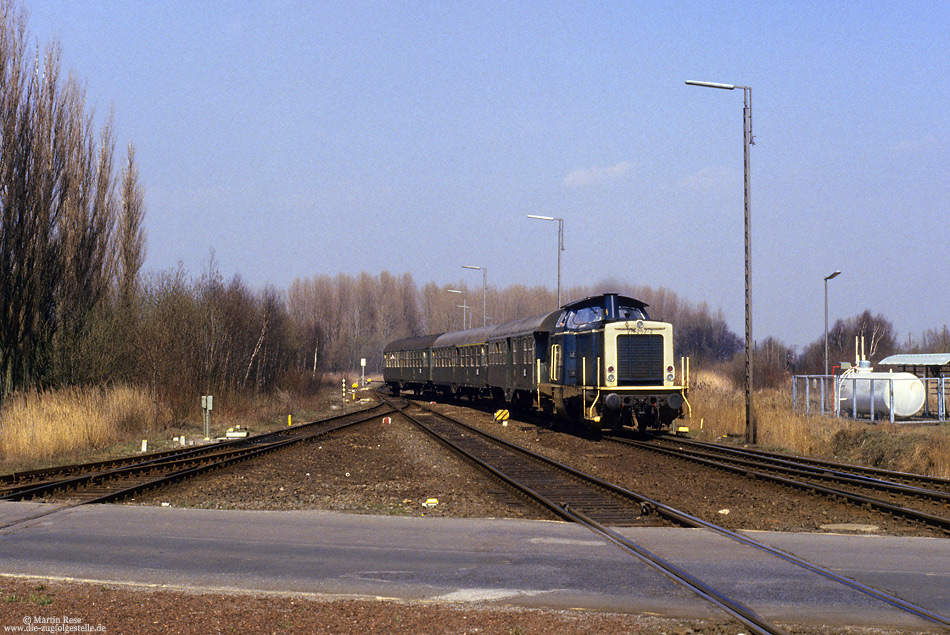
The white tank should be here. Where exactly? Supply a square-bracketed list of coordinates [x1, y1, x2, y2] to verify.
[838, 363, 925, 418]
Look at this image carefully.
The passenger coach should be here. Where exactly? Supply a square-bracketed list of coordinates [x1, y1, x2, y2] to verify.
[383, 293, 689, 431]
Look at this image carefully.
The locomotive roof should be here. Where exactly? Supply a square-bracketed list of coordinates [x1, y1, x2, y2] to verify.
[562, 293, 648, 311]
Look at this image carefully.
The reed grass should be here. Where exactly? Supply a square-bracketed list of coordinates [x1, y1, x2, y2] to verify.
[0, 385, 154, 462]
[687, 369, 950, 478]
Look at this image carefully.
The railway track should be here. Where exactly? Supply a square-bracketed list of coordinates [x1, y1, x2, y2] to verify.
[606, 433, 950, 534]
[655, 435, 950, 491]
[0, 402, 392, 530]
[381, 393, 950, 632]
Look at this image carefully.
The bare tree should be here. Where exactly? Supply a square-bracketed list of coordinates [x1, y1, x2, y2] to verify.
[117, 143, 145, 306]
[0, 24, 68, 396]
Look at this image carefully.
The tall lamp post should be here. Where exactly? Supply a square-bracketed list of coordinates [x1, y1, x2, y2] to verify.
[447, 289, 469, 330]
[686, 79, 756, 444]
[824, 270, 842, 376]
[462, 265, 488, 326]
[527, 215, 564, 307]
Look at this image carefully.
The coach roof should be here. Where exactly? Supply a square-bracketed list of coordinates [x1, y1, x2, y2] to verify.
[382, 333, 442, 354]
[432, 309, 561, 348]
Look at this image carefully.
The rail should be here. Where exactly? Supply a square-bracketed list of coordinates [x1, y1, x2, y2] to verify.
[382, 392, 950, 630]
[607, 434, 950, 534]
[0, 402, 391, 531]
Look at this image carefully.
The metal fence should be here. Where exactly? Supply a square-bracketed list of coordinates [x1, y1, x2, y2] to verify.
[792, 375, 947, 423]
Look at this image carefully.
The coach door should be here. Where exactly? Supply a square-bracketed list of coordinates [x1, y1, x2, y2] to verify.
[505, 337, 513, 394]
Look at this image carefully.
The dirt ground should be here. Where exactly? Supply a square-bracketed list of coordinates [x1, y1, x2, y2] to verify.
[0, 577, 939, 635]
[6, 398, 947, 634]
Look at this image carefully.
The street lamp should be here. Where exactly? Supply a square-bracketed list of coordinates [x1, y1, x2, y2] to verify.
[446, 289, 469, 330]
[824, 270, 842, 377]
[527, 215, 564, 307]
[686, 79, 756, 444]
[462, 265, 488, 327]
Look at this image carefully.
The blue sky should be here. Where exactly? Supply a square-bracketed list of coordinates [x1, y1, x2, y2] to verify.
[25, 1, 950, 349]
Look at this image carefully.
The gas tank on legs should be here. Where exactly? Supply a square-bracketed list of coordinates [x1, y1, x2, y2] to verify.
[838, 367, 925, 418]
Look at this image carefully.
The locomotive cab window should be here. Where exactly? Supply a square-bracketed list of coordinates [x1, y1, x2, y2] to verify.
[618, 305, 649, 321]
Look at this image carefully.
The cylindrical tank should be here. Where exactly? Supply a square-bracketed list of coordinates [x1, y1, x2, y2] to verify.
[838, 365, 925, 418]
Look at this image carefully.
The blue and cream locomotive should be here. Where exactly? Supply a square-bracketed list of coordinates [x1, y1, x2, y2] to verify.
[383, 293, 689, 430]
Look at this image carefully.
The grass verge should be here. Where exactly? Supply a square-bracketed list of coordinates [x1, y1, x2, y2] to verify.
[0, 385, 153, 464]
[687, 370, 950, 478]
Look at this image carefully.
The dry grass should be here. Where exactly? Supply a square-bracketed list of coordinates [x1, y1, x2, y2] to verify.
[3, 374, 947, 480]
[687, 370, 950, 478]
[0, 385, 154, 463]
[0, 382, 343, 472]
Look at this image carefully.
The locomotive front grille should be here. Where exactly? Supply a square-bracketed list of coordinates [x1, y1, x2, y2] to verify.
[616, 334, 664, 385]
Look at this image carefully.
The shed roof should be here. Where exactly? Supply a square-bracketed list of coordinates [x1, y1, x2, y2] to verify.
[878, 353, 950, 366]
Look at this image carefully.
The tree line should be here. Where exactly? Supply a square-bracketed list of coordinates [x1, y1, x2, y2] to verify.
[0, 5, 292, 419]
[285, 274, 745, 375]
[0, 4, 144, 402]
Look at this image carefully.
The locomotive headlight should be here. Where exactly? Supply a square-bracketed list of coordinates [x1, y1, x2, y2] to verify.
[607, 373, 616, 382]
[667, 373, 674, 381]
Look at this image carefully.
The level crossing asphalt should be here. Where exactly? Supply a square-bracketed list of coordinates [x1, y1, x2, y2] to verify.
[0, 502, 947, 629]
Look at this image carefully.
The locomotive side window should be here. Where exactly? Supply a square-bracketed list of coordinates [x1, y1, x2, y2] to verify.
[571, 306, 602, 327]
[562, 307, 604, 330]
